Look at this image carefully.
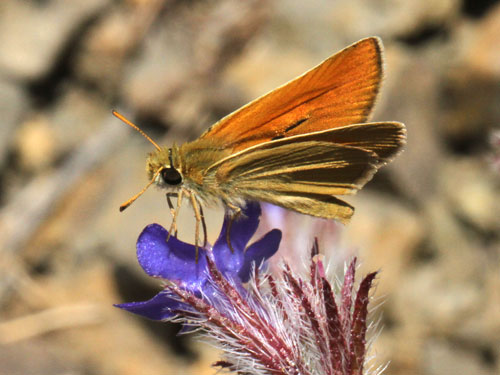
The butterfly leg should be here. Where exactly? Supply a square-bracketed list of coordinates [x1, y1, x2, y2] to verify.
[167, 189, 184, 242]
[198, 203, 208, 248]
[189, 192, 206, 262]
[166, 192, 179, 237]
[225, 203, 242, 253]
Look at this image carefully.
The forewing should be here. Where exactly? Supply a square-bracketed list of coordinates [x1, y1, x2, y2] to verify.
[297, 121, 406, 163]
[199, 37, 384, 152]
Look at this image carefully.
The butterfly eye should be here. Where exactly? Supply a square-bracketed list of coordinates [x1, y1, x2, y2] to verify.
[161, 167, 182, 185]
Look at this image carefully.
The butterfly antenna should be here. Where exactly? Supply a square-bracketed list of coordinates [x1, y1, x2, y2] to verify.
[119, 168, 163, 212]
[112, 110, 161, 151]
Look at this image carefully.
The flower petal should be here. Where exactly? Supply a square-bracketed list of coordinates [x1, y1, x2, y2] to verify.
[238, 229, 282, 282]
[137, 224, 208, 290]
[114, 291, 189, 321]
[214, 202, 261, 253]
[212, 202, 262, 275]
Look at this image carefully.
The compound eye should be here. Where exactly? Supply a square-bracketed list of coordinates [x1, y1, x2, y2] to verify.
[161, 167, 182, 185]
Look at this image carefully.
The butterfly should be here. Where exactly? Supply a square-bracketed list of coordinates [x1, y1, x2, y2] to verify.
[115, 37, 406, 250]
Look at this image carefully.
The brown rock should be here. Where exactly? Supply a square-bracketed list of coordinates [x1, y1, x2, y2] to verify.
[439, 157, 500, 232]
[0, 0, 110, 80]
[15, 115, 57, 172]
[0, 79, 27, 168]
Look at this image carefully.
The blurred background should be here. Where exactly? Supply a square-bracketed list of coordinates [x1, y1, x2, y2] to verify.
[0, 0, 499, 374]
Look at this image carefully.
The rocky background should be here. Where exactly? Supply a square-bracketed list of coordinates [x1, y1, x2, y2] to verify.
[0, 0, 499, 374]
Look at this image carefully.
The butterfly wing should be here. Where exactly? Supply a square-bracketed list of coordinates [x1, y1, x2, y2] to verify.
[204, 122, 404, 223]
[198, 37, 384, 152]
[293, 121, 406, 163]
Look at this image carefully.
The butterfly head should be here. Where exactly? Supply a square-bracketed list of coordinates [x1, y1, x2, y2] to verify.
[113, 110, 185, 212]
[146, 146, 183, 189]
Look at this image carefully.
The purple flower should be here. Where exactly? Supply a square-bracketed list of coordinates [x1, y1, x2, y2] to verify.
[115, 201, 282, 321]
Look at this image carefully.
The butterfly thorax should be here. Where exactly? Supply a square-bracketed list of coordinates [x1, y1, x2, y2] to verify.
[178, 139, 232, 202]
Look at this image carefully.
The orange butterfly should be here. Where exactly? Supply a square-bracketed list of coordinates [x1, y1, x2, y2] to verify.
[115, 37, 406, 249]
